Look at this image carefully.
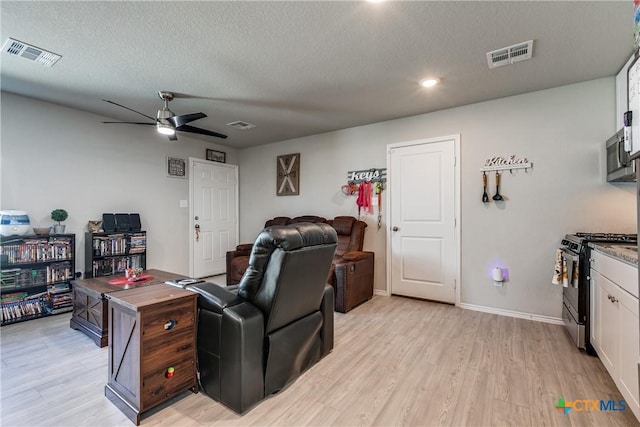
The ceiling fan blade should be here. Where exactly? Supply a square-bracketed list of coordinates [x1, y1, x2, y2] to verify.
[177, 124, 228, 139]
[168, 112, 207, 128]
[102, 121, 156, 125]
[102, 99, 156, 121]
[168, 133, 178, 141]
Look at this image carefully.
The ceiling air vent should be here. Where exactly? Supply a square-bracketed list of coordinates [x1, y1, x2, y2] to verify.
[226, 121, 256, 130]
[486, 40, 533, 69]
[2, 38, 61, 67]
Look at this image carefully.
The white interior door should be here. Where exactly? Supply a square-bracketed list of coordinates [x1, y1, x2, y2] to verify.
[387, 136, 459, 303]
[190, 158, 238, 278]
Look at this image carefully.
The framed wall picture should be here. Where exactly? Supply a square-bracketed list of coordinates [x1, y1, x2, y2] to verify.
[167, 157, 187, 178]
[206, 149, 226, 163]
[276, 153, 300, 196]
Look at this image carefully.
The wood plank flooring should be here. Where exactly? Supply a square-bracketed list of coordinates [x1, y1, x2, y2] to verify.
[1, 295, 638, 426]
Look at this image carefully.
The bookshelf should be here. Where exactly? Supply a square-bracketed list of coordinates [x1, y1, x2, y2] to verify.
[84, 231, 146, 278]
[0, 234, 76, 325]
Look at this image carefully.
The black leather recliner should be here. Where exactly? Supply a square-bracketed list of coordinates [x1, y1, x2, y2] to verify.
[186, 222, 337, 413]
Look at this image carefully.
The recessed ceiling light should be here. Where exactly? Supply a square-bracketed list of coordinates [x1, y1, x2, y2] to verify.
[420, 78, 439, 88]
[366, 0, 385, 3]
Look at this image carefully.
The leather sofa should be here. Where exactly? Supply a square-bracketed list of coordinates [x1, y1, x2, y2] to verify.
[325, 216, 375, 313]
[226, 215, 374, 313]
[186, 223, 337, 413]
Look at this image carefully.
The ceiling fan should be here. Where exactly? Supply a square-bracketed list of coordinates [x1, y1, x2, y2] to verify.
[102, 91, 228, 141]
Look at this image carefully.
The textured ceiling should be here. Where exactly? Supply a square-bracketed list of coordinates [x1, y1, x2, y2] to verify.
[0, 1, 635, 148]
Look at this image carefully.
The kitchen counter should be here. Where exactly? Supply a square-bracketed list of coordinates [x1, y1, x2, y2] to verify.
[589, 242, 638, 266]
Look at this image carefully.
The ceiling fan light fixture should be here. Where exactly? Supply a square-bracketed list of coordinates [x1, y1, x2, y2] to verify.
[157, 123, 175, 136]
[102, 93, 228, 140]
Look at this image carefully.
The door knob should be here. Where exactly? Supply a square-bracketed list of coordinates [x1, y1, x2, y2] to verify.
[392, 226, 399, 231]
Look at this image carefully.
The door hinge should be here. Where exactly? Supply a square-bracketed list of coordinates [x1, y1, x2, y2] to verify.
[454, 156, 457, 166]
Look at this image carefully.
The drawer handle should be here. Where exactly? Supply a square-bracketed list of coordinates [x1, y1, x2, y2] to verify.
[165, 366, 175, 378]
[164, 320, 176, 330]
[607, 294, 619, 303]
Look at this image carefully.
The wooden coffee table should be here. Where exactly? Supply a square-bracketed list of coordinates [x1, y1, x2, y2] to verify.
[69, 269, 183, 347]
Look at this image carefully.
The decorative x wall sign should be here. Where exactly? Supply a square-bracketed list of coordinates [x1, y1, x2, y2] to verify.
[276, 153, 300, 196]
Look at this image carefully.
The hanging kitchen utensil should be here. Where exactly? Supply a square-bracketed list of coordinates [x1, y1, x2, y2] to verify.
[492, 171, 503, 201]
[482, 172, 489, 203]
[375, 182, 384, 229]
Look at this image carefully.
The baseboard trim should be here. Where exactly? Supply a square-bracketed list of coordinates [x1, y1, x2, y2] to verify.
[374, 289, 390, 297]
[458, 303, 563, 325]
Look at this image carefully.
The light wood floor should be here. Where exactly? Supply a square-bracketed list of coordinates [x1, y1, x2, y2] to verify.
[1, 295, 638, 427]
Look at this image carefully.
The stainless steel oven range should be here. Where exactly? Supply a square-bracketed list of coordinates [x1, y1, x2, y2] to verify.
[560, 232, 637, 353]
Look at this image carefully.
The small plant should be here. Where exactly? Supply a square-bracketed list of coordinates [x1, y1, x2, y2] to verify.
[51, 209, 68, 225]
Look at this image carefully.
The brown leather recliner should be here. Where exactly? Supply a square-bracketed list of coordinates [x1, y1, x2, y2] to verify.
[326, 216, 374, 313]
[226, 215, 327, 285]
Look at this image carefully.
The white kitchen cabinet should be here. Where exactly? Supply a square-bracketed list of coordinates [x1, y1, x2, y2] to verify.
[590, 249, 639, 421]
[591, 270, 618, 374]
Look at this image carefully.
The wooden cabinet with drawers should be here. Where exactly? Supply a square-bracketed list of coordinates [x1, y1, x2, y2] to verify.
[104, 284, 198, 425]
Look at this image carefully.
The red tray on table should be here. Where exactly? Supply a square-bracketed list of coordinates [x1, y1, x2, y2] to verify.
[107, 274, 154, 286]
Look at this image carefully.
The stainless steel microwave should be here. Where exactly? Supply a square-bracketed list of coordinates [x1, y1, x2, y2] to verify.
[606, 129, 636, 182]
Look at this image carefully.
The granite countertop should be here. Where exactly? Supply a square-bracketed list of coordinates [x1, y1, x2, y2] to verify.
[589, 242, 639, 266]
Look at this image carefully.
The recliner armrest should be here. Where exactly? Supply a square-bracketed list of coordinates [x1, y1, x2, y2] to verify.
[185, 282, 243, 314]
[235, 243, 254, 253]
[340, 251, 370, 262]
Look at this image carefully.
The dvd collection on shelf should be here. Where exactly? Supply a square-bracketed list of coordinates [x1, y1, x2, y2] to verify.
[86, 231, 146, 278]
[91, 254, 144, 277]
[0, 236, 73, 264]
[91, 232, 146, 256]
[129, 233, 146, 254]
[0, 287, 73, 324]
[0, 234, 76, 326]
[0, 292, 46, 324]
[0, 261, 73, 291]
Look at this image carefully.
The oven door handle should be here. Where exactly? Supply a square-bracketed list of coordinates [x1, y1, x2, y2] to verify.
[560, 248, 579, 264]
[560, 248, 580, 287]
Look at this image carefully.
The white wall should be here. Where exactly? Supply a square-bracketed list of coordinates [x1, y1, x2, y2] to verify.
[3, 79, 635, 319]
[238, 78, 636, 319]
[1, 92, 239, 276]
